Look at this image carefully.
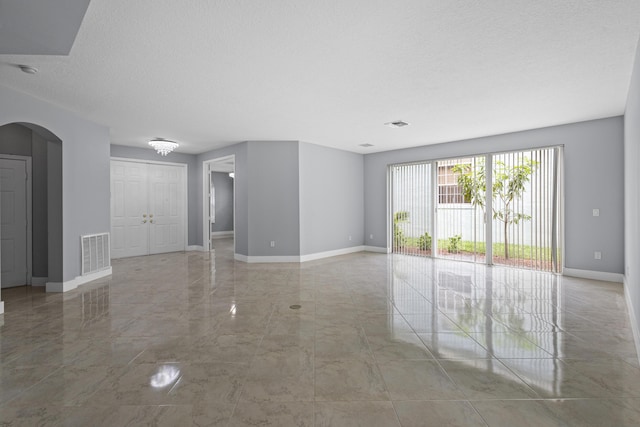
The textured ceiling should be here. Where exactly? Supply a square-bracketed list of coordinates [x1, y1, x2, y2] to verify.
[0, 0, 639, 154]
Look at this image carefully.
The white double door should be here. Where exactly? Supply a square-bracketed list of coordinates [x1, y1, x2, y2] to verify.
[111, 160, 186, 258]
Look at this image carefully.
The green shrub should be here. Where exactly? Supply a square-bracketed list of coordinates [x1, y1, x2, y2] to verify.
[418, 232, 432, 250]
[393, 211, 409, 249]
[448, 234, 462, 253]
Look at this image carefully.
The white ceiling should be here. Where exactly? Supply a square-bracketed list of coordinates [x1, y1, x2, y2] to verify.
[0, 0, 639, 154]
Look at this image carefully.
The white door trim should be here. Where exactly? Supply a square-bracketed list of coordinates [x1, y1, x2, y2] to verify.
[202, 155, 235, 253]
[110, 157, 189, 252]
[0, 155, 32, 285]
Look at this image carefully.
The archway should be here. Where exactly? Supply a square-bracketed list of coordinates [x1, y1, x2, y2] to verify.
[0, 122, 63, 293]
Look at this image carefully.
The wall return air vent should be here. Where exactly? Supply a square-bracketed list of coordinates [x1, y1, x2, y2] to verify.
[81, 233, 111, 276]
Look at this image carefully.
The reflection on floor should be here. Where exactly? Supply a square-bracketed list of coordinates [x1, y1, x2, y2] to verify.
[1, 238, 640, 426]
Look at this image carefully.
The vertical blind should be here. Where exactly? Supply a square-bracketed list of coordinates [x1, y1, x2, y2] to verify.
[390, 147, 563, 273]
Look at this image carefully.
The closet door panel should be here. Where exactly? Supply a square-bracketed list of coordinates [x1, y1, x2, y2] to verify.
[148, 164, 185, 254]
[111, 161, 149, 258]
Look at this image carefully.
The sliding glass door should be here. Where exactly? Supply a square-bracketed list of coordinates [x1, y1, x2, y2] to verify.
[436, 157, 485, 263]
[390, 147, 563, 273]
[491, 148, 562, 272]
[390, 162, 433, 256]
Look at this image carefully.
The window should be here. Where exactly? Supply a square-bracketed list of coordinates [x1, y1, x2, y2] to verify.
[437, 161, 470, 204]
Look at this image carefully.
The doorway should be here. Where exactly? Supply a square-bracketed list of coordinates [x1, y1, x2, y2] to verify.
[110, 159, 187, 258]
[203, 155, 235, 252]
[0, 156, 32, 288]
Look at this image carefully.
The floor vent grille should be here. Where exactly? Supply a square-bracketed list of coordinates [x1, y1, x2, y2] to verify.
[81, 233, 111, 276]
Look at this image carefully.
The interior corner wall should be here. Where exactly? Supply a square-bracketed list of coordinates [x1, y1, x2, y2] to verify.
[247, 141, 300, 257]
[364, 117, 624, 275]
[0, 84, 110, 283]
[198, 142, 248, 255]
[299, 142, 364, 255]
[624, 37, 640, 334]
[211, 172, 234, 232]
[110, 144, 199, 246]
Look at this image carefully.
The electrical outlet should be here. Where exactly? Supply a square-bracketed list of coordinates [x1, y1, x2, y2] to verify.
[270, 241, 275, 248]
[594, 251, 601, 260]
[593, 209, 600, 217]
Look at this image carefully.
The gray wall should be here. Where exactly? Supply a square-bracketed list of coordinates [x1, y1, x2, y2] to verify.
[211, 172, 234, 232]
[0, 84, 110, 282]
[364, 117, 624, 274]
[625, 37, 640, 334]
[110, 144, 199, 246]
[0, 123, 54, 279]
[31, 132, 48, 278]
[247, 141, 300, 256]
[48, 140, 63, 282]
[299, 142, 364, 255]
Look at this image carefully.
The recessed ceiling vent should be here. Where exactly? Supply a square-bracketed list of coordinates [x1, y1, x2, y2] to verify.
[385, 120, 410, 128]
[359, 143, 374, 147]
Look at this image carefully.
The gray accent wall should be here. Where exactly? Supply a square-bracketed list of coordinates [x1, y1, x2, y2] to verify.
[211, 172, 234, 232]
[625, 37, 640, 336]
[247, 141, 300, 257]
[364, 117, 624, 275]
[299, 142, 364, 255]
[110, 144, 199, 246]
[0, 84, 110, 283]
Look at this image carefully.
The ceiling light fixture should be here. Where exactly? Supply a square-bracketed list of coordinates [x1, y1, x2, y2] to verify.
[385, 120, 409, 128]
[18, 65, 38, 74]
[148, 138, 179, 156]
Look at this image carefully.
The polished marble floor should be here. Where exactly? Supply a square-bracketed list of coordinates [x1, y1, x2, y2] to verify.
[1, 238, 640, 426]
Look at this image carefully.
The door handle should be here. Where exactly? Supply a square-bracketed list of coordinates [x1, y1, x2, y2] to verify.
[143, 214, 147, 218]
[150, 219, 154, 224]
[149, 214, 154, 218]
[142, 219, 147, 223]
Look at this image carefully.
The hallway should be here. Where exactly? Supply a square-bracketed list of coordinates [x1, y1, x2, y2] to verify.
[1, 238, 640, 426]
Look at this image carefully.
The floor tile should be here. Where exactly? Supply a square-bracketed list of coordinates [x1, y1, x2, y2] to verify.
[315, 359, 389, 401]
[394, 400, 487, 427]
[315, 401, 400, 426]
[377, 360, 464, 400]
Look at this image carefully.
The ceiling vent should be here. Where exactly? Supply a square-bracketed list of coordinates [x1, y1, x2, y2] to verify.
[385, 120, 410, 128]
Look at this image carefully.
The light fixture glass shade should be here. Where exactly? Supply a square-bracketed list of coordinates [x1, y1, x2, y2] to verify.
[149, 139, 179, 156]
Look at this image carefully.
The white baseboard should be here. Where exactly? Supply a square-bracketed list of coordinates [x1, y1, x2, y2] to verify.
[211, 231, 234, 239]
[299, 246, 365, 262]
[364, 246, 391, 254]
[624, 276, 640, 366]
[238, 255, 301, 263]
[31, 277, 48, 286]
[563, 268, 624, 283]
[234, 253, 248, 262]
[46, 267, 112, 293]
[234, 246, 372, 264]
[187, 245, 205, 252]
